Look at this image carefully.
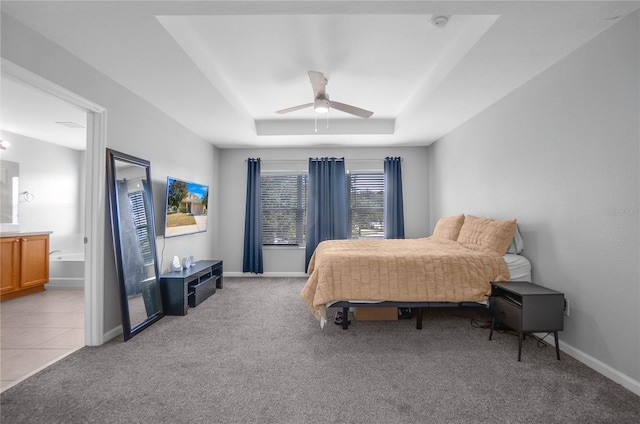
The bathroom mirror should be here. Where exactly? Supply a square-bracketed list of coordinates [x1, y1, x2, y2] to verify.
[106, 149, 163, 340]
[0, 160, 20, 227]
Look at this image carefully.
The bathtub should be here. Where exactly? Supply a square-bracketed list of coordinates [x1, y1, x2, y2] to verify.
[47, 252, 85, 289]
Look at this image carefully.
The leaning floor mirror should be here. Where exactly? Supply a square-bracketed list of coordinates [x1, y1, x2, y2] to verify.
[106, 149, 164, 340]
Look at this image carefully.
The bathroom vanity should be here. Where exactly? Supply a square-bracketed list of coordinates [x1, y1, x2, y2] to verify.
[0, 232, 50, 301]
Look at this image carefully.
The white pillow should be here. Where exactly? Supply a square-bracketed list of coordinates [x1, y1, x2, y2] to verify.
[507, 225, 524, 254]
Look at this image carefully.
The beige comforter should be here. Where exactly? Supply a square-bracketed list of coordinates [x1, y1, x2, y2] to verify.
[300, 237, 510, 321]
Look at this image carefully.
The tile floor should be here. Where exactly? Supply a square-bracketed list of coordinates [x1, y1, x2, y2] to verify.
[0, 288, 85, 392]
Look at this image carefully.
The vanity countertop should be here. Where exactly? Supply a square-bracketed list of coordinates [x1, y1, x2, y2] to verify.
[0, 231, 53, 237]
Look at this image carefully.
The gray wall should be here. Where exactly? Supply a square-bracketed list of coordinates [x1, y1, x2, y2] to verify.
[219, 146, 430, 274]
[427, 12, 639, 387]
[2, 14, 220, 340]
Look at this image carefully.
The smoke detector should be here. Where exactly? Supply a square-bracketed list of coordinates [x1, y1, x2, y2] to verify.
[430, 15, 450, 28]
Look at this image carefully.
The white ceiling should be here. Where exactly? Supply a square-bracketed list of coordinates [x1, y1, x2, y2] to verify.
[1, 1, 637, 150]
[1, 75, 87, 150]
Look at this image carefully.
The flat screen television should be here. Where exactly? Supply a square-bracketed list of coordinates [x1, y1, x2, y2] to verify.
[164, 176, 209, 238]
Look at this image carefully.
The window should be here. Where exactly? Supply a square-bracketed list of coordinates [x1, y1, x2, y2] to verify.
[260, 170, 384, 245]
[261, 173, 307, 245]
[128, 190, 154, 265]
[347, 172, 384, 239]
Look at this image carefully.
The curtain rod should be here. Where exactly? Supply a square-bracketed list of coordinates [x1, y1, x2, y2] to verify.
[244, 158, 402, 163]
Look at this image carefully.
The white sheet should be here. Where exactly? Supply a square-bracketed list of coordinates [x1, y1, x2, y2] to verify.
[504, 254, 532, 281]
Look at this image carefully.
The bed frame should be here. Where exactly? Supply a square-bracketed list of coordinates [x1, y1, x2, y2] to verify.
[328, 301, 488, 330]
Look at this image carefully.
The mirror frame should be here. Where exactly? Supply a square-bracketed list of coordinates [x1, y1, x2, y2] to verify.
[106, 148, 164, 340]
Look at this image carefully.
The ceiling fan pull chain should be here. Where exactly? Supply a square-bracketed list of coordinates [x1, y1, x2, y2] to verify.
[314, 111, 318, 133]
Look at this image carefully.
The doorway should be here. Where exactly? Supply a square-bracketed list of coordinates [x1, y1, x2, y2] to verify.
[1, 59, 106, 390]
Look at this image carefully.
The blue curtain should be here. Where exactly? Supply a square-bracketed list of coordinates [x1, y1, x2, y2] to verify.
[305, 157, 348, 271]
[243, 158, 263, 274]
[384, 157, 405, 239]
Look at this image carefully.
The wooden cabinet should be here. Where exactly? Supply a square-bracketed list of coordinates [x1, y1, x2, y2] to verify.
[1, 233, 50, 301]
[1, 237, 21, 295]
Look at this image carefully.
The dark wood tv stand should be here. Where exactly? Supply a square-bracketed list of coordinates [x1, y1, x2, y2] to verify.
[159, 260, 223, 316]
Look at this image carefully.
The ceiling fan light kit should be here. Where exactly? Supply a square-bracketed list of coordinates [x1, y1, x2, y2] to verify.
[314, 98, 330, 114]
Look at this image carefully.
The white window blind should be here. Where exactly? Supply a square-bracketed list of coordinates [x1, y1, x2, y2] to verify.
[347, 172, 384, 239]
[261, 173, 307, 245]
[128, 190, 154, 265]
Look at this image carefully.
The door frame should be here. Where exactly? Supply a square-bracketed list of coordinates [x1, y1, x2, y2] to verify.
[2, 58, 107, 346]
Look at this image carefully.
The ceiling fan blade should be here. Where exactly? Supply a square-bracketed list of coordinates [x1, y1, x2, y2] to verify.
[329, 101, 374, 118]
[275, 103, 314, 114]
[308, 71, 327, 99]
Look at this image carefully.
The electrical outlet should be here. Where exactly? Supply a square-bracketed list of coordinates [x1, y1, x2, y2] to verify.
[564, 298, 570, 317]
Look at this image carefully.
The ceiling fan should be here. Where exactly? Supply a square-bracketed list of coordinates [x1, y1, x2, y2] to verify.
[276, 71, 374, 119]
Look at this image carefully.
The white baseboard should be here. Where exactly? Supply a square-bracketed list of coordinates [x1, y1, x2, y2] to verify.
[46, 278, 84, 289]
[103, 325, 123, 343]
[223, 271, 308, 278]
[535, 332, 639, 396]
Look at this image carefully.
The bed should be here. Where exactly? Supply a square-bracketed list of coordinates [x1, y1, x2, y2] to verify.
[300, 214, 530, 329]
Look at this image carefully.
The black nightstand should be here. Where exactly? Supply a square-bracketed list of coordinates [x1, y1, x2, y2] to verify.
[489, 281, 564, 361]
